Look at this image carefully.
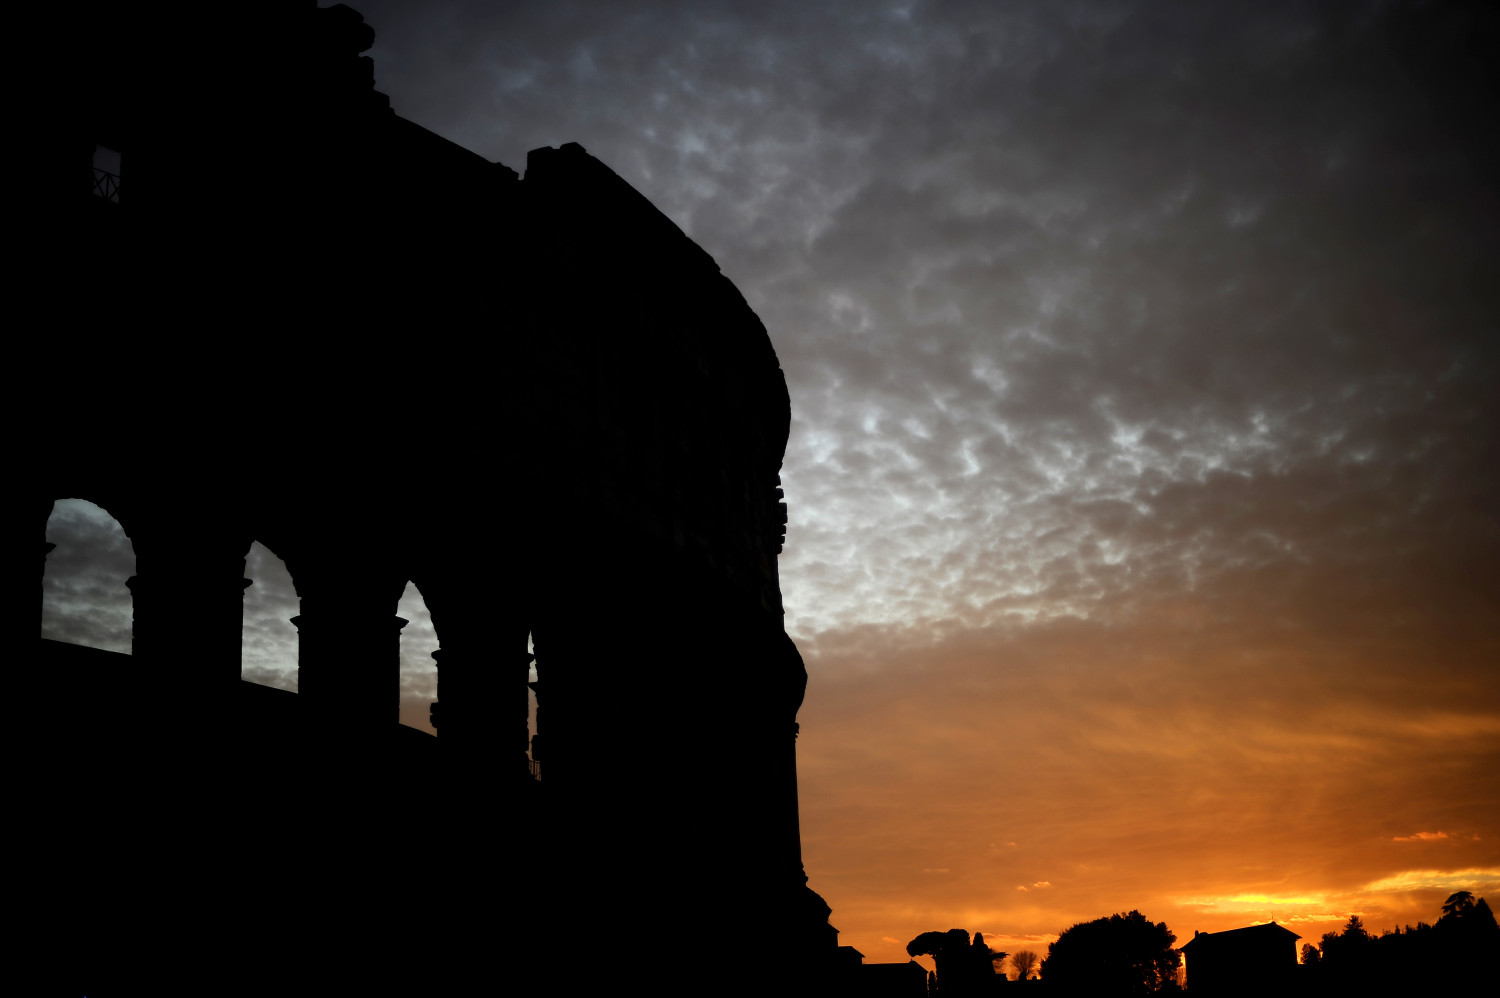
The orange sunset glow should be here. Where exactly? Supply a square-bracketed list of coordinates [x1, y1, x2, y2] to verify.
[39, 0, 1498, 982]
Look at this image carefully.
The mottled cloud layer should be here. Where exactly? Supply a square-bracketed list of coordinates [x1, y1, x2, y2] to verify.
[42, 0, 1499, 970]
[352, 0, 1496, 640]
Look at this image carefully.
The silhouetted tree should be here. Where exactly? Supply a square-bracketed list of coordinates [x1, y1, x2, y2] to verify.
[1300, 942, 1320, 967]
[1470, 897, 1497, 933]
[1435, 891, 1500, 990]
[1040, 910, 1179, 996]
[907, 927, 968, 990]
[1318, 895, 1500, 995]
[1320, 913, 1376, 976]
[1441, 891, 1476, 919]
[906, 929, 1002, 996]
[1318, 930, 1338, 956]
[1375, 920, 1445, 995]
[1009, 949, 1040, 980]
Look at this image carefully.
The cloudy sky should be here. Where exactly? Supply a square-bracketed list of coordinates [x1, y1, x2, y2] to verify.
[46, 0, 1498, 973]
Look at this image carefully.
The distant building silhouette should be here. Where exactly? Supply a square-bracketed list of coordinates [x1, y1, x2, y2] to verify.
[25, 3, 839, 994]
[1181, 921, 1300, 996]
[859, 958, 932, 997]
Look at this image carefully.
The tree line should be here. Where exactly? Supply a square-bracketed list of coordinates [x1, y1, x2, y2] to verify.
[905, 890, 1497, 995]
[1300, 891, 1498, 994]
[907, 909, 1178, 994]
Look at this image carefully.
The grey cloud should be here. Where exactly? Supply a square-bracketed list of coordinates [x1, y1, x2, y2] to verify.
[397, 581, 440, 733]
[242, 541, 301, 687]
[42, 500, 135, 653]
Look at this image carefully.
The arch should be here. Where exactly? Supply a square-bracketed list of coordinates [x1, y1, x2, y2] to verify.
[42, 497, 136, 653]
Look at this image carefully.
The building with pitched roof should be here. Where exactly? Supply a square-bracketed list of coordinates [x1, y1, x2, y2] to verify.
[1181, 921, 1301, 996]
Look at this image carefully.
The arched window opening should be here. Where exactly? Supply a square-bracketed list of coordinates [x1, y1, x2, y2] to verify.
[242, 541, 298, 690]
[399, 582, 438, 734]
[42, 498, 135, 653]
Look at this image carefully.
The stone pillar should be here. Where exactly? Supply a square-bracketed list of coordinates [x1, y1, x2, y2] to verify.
[430, 639, 533, 782]
[126, 572, 252, 686]
[291, 600, 408, 750]
[124, 525, 254, 706]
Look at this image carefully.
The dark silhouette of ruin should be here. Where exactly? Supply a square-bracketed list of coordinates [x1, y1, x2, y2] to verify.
[23, 4, 843, 994]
